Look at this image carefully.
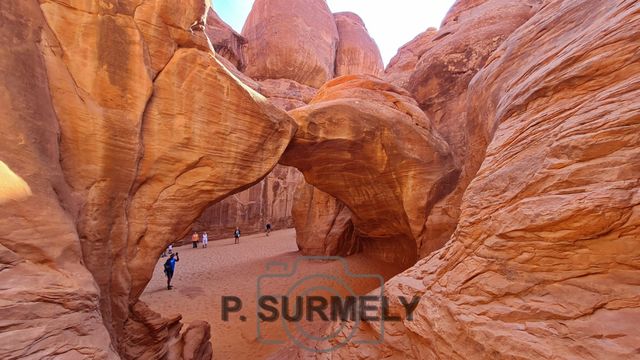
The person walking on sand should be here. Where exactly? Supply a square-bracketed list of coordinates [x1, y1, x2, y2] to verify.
[163, 252, 180, 290]
[234, 227, 241, 244]
[265, 222, 272, 237]
[191, 231, 198, 248]
[202, 231, 208, 248]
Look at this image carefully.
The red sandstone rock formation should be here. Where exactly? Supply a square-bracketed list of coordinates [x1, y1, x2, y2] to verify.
[242, 0, 339, 88]
[384, 27, 437, 89]
[281, 75, 458, 266]
[194, 165, 302, 240]
[334, 12, 384, 77]
[204, 8, 247, 70]
[282, 1, 640, 358]
[292, 181, 360, 256]
[403, 0, 543, 256]
[1, 1, 295, 359]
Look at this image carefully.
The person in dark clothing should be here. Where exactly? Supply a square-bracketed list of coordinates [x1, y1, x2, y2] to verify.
[234, 227, 241, 244]
[265, 222, 272, 236]
[163, 253, 180, 290]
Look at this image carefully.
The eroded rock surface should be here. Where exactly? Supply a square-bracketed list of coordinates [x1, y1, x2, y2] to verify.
[292, 181, 360, 257]
[403, 0, 543, 256]
[242, 0, 339, 88]
[334, 12, 384, 77]
[205, 8, 247, 70]
[289, 1, 640, 358]
[281, 75, 458, 266]
[194, 165, 302, 240]
[384, 27, 437, 89]
[1, 0, 296, 359]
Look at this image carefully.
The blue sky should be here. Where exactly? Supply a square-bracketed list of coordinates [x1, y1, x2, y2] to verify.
[212, 0, 456, 66]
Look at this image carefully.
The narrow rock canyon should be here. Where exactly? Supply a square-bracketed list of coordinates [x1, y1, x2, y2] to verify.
[0, 0, 638, 359]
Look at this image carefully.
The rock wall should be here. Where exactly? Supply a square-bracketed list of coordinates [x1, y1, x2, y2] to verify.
[280, 0, 640, 358]
[0, 0, 296, 358]
[193, 165, 302, 240]
[399, 0, 543, 256]
[384, 27, 437, 89]
[292, 181, 360, 257]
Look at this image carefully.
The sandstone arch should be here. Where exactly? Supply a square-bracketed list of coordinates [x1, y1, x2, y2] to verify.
[280, 75, 459, 267]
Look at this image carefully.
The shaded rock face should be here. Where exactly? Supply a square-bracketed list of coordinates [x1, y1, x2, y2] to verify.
[287, 0, 640, 358]
[281, 75, 458, 266]
[242, 0, 339, 88]
[193, 165, 302, 240]
[408, 0, 542, 164]
[292, 181, 360, 257]
[389, 0, 544, 256]
[204, 8, 247, 70]
[384, 27, 437, 89]
[1, 1, 295, 359]
[334, 12, 384, 77]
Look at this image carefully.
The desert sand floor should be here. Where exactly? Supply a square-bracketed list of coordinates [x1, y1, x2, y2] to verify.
[141, 229, 405, 359]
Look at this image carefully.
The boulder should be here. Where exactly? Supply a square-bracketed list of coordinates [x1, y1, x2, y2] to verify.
[242, 0, 339, 88]
[334, 12, 384, 77]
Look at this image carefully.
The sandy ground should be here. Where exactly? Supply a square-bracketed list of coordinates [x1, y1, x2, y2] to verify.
[141, 229, 404, 359]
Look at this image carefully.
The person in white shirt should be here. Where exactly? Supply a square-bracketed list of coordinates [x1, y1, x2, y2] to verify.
[202, 232, 208, 248]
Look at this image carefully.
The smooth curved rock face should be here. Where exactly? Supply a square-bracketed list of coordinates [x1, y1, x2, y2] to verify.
[298, 1, 640, 358]
[292, 181, 359, 256]
[281, 75, 458, 265]
[1, 0, 296, 359]
[242, 0, 339, 88]
[384, 27, 437, 90]
[334, 12, 384, 77]
[205, 8, 247, 70]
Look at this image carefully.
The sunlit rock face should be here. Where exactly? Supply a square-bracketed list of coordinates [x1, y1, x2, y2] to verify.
[282, 1, 640, 358]
[334, 12, 384, 77]
[0, 0, 295, 358]
[281, 75, 458, 266]
[242, 0, 339, 88]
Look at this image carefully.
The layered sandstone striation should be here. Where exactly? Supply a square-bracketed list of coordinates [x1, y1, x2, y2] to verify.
[242, 0, 339, 88]
[281, 75, 458, 265]
[291, 0, 640, 358]
[1, 0, 295, 359]
[334, 12, 384, 77]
